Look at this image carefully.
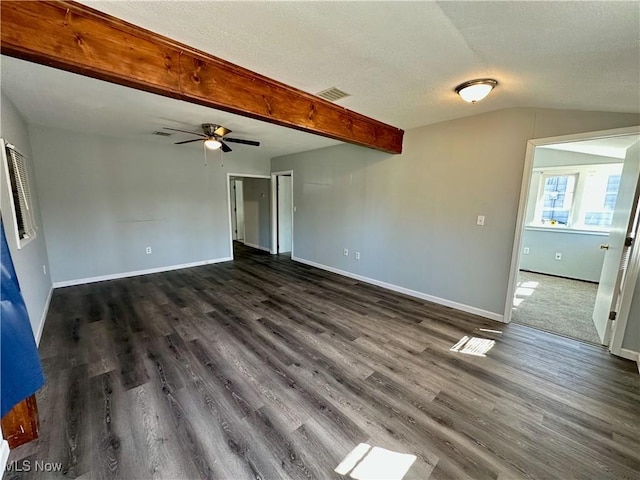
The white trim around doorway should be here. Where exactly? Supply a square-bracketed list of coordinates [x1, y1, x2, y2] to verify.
[503, 126, 640, 357]
[226, 173, 272, 260]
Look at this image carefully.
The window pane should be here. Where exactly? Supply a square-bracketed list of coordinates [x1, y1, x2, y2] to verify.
[540, 175, 575, 225]
[604, 174, 621, 210]
[583, 173, 621, 227]
[584, 211, 614, 226]
[542, 209, 569, 224]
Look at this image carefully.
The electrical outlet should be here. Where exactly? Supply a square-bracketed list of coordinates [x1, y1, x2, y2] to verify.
[343, 248, 349, 256]
[523, 247, 530, 255]
[146, 246, 152, 255]
[477, 215, 485, 226]
[42, 264, 47, 275]
[555, 252, 562, 260]
[355, 252, 361, 260]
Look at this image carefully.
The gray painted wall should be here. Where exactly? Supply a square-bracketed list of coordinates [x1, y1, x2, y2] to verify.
[0, 93, 51, 339]
[520, 229, 606, 281]
[272, 108, 639, 322]
[29, 126, 270, 283]
[242, 177, 271, 251]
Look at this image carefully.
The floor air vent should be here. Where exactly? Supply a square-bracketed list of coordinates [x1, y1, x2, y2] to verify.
[317, 87, 351, 102]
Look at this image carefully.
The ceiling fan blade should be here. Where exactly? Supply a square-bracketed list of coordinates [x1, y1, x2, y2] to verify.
[224, 137, 260, 146]
[214, 126, 232, 137]
[174, 138, 203, 145]
[221, 141, 232, 153]
[164, 127, 206, 137]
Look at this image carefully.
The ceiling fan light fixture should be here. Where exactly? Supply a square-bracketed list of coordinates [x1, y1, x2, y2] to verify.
[455, 79, 497, 103]
[204, 138, 222, 150]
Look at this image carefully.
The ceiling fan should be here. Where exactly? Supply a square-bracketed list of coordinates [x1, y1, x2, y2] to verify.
[163, 123, 260, 152]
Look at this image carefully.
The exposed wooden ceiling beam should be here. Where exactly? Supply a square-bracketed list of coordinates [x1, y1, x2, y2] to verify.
[1, 1, 403, 154]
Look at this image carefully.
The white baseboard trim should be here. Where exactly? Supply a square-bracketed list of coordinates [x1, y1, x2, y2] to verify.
[243, 242, 271, 253]
[52, 257, 233, 288]
[618, 348, 640, 371]
[292, 255, 504, 322]
[35, 285, 54, 346]
[0, 439, 9, 477]
[617, 348, 639, 362]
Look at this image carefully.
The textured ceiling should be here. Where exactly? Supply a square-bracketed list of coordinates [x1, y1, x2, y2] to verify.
[79, 0, 640, 128]
[1, 1, 639, 156]
[0, 56, 341, 158]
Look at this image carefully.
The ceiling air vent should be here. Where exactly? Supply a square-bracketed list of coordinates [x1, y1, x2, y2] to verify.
[317, 87, 350, 102]
[152, 131, 173, 136]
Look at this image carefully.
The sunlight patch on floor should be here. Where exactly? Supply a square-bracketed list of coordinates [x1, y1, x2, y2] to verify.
[335, 443, 417, 480]
[513, 279, 540, 308]
[515, 286, 535, 296]
[450, 336, 495, 356]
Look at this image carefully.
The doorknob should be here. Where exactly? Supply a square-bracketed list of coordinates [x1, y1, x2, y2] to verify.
[599, 244, 610, 250]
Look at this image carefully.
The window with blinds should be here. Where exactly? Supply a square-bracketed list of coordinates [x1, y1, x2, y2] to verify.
[1, 139, 37, 248]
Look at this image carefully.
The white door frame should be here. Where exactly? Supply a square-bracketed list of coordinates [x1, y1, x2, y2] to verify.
[503, 126, 640, 354]
[611, 203, 640, 360]
[226, 173, 271, 260]
[271, 170, 294, 256]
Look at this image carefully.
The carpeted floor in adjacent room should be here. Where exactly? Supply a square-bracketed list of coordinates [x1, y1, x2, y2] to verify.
[512, 270, 601, 345]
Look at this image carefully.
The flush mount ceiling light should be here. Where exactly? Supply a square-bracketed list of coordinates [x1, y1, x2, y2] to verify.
[204, 138, 222, 150]
[455, 79, 498, 103]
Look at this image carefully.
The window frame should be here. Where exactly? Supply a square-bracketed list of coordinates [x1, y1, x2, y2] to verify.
[1, 138, 37, 249]
[535, 172, 578, 227]
[528, 163, 624, 233]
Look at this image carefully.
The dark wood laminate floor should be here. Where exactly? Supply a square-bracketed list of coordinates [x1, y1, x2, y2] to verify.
[5, 243, 640, 480]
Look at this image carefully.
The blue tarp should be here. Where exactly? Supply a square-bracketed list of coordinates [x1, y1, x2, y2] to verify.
[0, 220, 45, 418]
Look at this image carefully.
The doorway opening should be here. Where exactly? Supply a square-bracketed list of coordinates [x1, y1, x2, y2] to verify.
[227, 173, 272, 259]
[271, 170, 294, 256]
[505, 127, 640, 356]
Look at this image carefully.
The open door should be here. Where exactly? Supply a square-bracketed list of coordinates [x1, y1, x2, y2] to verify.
[230, 179, 238, 240]
[271, 170, 294, 256]
[235, 179, 245, 242]
[592, 140, 640, 344]
[277, 175, 292, 253]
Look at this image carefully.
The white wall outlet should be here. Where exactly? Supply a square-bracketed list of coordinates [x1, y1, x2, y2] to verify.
[146, 246, 152, 254]
[355, 252, 360, 260]
[555, 252, 562, 260]
[477, 215, 485, 226]
[343, 248, 349, 256]
[523, 247, 530, 255]
[42, 264, 47, 275]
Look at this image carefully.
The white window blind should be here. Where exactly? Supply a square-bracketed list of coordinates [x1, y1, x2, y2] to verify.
[2, 139, 37, 247]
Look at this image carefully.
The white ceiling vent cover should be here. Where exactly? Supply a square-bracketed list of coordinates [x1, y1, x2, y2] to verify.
[317, 87, 351, 102]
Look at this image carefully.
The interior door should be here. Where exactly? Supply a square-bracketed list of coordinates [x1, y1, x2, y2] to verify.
[592, 139, 640, 344]
[277, 176, 292, 253]
[230, 179, 238, 240]
[235, 180, 245, 242]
